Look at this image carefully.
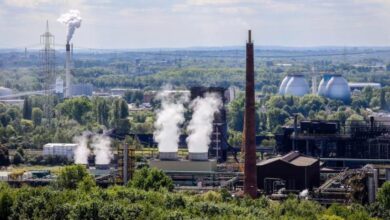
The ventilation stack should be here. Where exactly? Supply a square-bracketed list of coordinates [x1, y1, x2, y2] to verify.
[243, 30, 257, 199]
[65, 43, 71, 98]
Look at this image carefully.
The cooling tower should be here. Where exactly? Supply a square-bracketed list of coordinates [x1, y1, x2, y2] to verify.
[278, 75, 292, 95]
[284, 74, 310, 97]
[325, 74, 351, 103]
[317, 74, 332, 96]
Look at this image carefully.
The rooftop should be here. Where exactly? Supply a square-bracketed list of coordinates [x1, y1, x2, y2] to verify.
[257, 151, 318, 167]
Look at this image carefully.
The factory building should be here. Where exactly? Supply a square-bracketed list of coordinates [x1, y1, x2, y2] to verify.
[69, 83, 93, 97]
[276, 118, 390, 167]
[257, 151, 320, 193]
[43, 143, 77, 160]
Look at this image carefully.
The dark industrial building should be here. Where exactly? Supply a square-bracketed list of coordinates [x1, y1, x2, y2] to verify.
[276, 118, 390, 167]
[257, 151, 320, 194]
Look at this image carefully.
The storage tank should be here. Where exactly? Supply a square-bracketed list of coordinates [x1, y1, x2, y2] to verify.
[0, 87, 13, 97]
[317, 74, 332, 96]
[325, 74, 351, 103]
[284, 74, 310, 97]
[278, 75, 292, 95]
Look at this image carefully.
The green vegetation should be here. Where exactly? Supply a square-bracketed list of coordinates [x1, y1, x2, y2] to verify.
[0, 165, 387, 219]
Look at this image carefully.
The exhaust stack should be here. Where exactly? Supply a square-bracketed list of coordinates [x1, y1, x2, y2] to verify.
[243, 30, 257, 198]
[65, 43, 71, 97]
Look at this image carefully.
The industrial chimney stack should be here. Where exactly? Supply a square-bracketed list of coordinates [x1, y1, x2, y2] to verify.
[243, 30, 257, 198]
[65, 43, 71, 98]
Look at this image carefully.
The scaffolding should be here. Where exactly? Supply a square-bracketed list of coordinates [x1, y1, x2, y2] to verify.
[116, 143, 135, 185]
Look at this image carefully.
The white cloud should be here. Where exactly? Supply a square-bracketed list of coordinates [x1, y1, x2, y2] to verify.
[4, 0, 57, 8]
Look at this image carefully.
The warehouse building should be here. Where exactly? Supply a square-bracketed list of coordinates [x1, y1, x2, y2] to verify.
[43, 143, 77, 159]
[257, 151, 320, 194]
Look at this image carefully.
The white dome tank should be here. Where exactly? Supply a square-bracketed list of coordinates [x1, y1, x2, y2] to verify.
[278, 75, 292, 95]
[317, 74, 332, 96]
[325, 74, 351, 103]
[284, 74, 310, 97]
[0, 87, 13, 97]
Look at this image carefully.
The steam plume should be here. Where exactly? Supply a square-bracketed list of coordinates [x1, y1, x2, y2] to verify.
[58, 10, 82, 43]
[154, 87, 188, 153]
[91, 134, 113, 165]
[187, 93, 222, 153]
[73, 132, 91, 164]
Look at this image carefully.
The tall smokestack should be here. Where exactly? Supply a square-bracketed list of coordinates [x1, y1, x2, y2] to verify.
[65, 43, 71, 98]
[243, 30, 257, 198]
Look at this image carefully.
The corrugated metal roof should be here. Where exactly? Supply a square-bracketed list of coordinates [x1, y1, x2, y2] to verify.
[257, 151, 318, 167]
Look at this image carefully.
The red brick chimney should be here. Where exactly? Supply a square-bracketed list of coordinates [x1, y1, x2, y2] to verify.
[243, 30, 257, 198]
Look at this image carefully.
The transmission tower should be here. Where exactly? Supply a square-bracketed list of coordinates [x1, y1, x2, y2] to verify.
[39, 20, 56, 123]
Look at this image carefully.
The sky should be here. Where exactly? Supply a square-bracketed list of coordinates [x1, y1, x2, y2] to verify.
[1, 0, 390, 49]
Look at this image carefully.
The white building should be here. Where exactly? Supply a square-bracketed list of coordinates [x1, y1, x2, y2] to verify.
[43, 143, 78, 160]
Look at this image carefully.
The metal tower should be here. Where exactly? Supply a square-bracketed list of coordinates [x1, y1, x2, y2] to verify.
[39, 20, 56, 123]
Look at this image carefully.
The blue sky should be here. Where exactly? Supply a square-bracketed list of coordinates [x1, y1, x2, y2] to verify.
[1, 0, 390, 49]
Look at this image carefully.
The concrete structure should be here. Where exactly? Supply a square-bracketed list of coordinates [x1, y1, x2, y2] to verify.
[55, 77, 64, 94]
[257, 151, 320, 193]
[149, 159, 217, 172]
[159, 152, 178, 161]
[43, 143, 77, 159]
[284, 74, 310, 97]
[243, 30, 257, 198]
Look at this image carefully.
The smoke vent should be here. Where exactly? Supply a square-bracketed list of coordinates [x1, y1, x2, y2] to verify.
[159, 152, 178, 161]
[188, 152, 208, 161]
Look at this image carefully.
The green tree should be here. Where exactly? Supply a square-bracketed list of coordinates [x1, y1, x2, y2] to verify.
[56, 165, 90, 189]
[12, 152, 24, 165]
[377, 181, 390, 210]
[22, 97, 32, 120]
[0, 144, 10, 166]
[32, 108, 43, 127]
[129, 167, 173, 191]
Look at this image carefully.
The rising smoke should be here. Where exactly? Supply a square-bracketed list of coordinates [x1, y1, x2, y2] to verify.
[73, 132, 112, 165]
[91, 134, 113, 165]
[154, 87, 188, 153]
[58, 10, 82, 43]
[73, 131, 91, 164]
[186, 93, 222, 153]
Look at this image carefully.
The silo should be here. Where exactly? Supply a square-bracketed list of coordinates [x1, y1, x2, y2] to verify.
[284, 74, 310, 97]
[278, 75, 292, 95]
[317, 74, 332, 96]
[325, 74, 351, 103]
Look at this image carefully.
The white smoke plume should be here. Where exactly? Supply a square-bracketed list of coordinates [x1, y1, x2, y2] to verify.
[91, 134, 113, 165]
[73, 131, 91, 164]
[187, 93, 222, 153]
[154, 87, 188, 153]
[58, 10, 82, 43]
